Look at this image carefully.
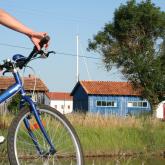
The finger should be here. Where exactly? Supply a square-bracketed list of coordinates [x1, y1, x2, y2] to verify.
[39, 32, 47, 38]
[35, 43, 41, 50]
[45, 43, 49, 49]
[43, 32, 47, 37]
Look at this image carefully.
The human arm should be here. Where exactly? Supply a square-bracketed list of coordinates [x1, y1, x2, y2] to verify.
[0, 9, 47, 50]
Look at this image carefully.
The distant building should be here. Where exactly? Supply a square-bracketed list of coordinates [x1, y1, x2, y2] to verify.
[156, 101, 165, 120]
[0, 75, 48, 114]
[45, 92, 73, 114]
[71, 81, 151, 116]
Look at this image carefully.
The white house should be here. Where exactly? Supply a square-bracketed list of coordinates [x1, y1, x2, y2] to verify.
[45, 92, 73, 114]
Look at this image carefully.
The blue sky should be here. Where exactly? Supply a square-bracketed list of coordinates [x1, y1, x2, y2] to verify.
[0, 0, 165, 92]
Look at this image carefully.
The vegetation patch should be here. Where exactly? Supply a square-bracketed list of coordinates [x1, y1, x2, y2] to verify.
[1, 112, 165, 158]
[68, 113, 165, 157]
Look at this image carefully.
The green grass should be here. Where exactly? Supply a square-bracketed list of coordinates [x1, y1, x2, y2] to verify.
[1, 113, 165, 157]
[67, 113, 165, 156]
[0, 114, 13, 157]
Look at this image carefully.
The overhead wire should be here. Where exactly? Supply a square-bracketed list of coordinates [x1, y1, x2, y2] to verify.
[0, 42, 102, 60]
[0, 4, 105, 62]
[0, 42, 120, 74]
[0, 3, 123, 83]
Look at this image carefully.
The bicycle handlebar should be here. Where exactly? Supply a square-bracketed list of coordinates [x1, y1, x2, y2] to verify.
[38, 35, 50, 49]
[25, 35, 50, 64]
[0, 35, 52, 71]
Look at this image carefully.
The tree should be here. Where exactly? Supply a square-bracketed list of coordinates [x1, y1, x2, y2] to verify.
[7, 94, 21, 115]
[88, 0, 165, 108]
[7, 94, 30, 115]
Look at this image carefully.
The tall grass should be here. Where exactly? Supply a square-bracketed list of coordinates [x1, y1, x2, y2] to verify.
[67, 113, 165, 156]
[1, 112, 165, 157]
[0, 114, 13, 157]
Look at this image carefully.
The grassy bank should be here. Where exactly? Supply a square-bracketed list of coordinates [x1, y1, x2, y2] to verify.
[1, 113, 165, 157]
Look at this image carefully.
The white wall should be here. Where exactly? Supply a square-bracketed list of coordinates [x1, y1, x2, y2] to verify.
[156, 101, 165, 119]
[45, 95, 73, 114]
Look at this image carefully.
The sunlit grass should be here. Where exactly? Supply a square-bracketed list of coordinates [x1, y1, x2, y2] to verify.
[1, 112, 165, 157]
[67, 113, 165, 156]
[0, 114, 13, 157]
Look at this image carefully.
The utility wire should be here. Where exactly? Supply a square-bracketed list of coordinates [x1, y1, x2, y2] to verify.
[0, 43, 121, 75]
[0, 43, 31, 50]
[0, 42, 101, 60]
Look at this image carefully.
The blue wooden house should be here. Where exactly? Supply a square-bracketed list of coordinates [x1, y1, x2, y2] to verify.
[71, 81, 151, 116]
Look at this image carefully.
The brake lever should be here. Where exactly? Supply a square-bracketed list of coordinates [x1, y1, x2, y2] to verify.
[40, 51, 56, 58]
[3, 70, 10, 76]
[46, 51, 56, 57]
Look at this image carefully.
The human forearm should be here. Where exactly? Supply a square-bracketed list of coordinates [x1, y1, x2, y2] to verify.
[0, 9, 34, 37]
[0, 9, 48, 50]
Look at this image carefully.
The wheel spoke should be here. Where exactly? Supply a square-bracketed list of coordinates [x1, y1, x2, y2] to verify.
[7, 106, 83, 165]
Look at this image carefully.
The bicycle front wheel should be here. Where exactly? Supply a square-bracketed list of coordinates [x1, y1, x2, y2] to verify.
[7, 104, 84, 165]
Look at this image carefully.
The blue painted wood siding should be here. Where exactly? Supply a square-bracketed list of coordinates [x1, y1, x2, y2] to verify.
[73, 85, 88, 112]
[72, 85, 151, 116]
[88, 95, 151, 116]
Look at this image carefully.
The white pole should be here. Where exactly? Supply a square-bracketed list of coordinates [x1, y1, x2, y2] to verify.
[76, 35, 79, 82]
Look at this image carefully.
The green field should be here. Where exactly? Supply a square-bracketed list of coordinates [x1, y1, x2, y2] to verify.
[68, 113, 165, 157]
[1, 113, 165, 157]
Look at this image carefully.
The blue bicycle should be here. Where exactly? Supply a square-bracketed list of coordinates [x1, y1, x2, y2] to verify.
[0, 36, 84, 165]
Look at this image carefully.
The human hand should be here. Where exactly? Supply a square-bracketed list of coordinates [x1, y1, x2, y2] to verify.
[29, 32, 49, 50]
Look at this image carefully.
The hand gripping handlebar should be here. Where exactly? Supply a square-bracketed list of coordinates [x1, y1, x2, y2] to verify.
[0, 36, 51, 71]
[24, 35, 50, 65]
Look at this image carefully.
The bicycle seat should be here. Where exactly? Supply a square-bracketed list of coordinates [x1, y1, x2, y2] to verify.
[12, 54, 27, 62]
[12, 54, 27, 69]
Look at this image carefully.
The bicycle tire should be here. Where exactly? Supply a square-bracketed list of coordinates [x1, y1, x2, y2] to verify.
[7, 104, 84, 165]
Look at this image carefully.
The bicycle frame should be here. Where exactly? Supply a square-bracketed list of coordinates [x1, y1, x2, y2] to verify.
[0, 69, 56, 155]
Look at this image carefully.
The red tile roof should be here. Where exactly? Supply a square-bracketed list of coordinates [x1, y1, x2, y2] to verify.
[46, 92, 73, 100]
[72, 81, 141, 96]
[0, 76, 48, 92]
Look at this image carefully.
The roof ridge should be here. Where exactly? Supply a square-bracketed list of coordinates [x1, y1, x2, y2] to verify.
[80, 80, 129, 83]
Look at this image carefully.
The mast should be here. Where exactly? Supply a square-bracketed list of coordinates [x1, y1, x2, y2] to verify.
[76, 35, 79, 82]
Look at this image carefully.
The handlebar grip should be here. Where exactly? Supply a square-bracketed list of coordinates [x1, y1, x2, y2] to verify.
[39, 35, 50, 48]
[0, 64, 3, 70]
[24, 35, 50, 66]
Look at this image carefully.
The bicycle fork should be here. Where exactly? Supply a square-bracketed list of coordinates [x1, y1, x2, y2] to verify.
[20, 96, 56, 157]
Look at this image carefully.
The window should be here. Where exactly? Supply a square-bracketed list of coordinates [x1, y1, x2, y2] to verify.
[143, 102, 147, 107]
[127, 101, 148, 108]
[97, 101, 101, 106]
[133, 102, 137, 107]
[68, 105, 70, 109]
[102, 101, 106, 106]
[54, 105, 57, 109]
[96, 100, 117, 107]
[107, 101, 115, 107]
[61, 105, 64, 109]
